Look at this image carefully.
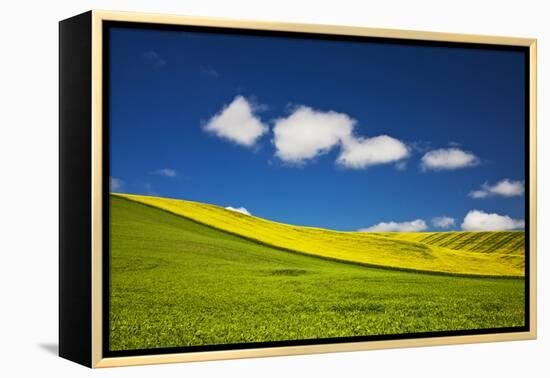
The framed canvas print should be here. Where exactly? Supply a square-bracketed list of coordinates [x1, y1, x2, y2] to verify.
[59, 10, 537, 368]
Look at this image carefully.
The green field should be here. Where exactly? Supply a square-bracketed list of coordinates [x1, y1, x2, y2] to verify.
[110, 195, 525, 351]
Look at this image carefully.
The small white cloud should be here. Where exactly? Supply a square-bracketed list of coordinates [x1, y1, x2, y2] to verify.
[273, 106, 354, 163]
[152, 168, 177, 177]
[143, 50, 166, 68]
[225, 206, 251, 216]
[491, 179, 525, 196]
[337, 135, 409, 169]
[469, 179, 524, 199]
[432, 216, 455, 229]
[272, 105, 408, 168]
[395, 161, 408, 171]
[409, 141, 432, 153]
[461, 210, 524, 231]
[200, 66, 219, 78]
[359, 219, 427, 232]
[110, 177, 123, 192]
[204, 96, 268, 147]
[470, 189, 489, 199]
[421, 148, 479, 171]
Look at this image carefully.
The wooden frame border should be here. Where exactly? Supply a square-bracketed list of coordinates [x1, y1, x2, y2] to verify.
[87, 10, 537, 368]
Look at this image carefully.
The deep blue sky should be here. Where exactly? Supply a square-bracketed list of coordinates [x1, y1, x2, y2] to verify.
[109, 26, 526, 231]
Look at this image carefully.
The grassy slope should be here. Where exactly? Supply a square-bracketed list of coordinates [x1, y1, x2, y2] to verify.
[115, 193, 524, 277]
[110, 196, 525, 351]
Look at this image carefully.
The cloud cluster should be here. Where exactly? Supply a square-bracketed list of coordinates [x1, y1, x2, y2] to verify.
[360, 219, 427, 232]
[110, 177, 123, 192]
[152, 168, 177, 177]
[461, 210, 524, 231]
[225, 206, 251, 216]
[202, 98, 526, 233]
[432, 216, 455, 229]
[469, 179, 524, 199]
[273, 106, 408, 168]
[204, 96, 268, 147]
[361, 209, 524, 232]
[421, 148, 479, 171]
[205, 99, 499, 173]
[200, 96, 527, 233]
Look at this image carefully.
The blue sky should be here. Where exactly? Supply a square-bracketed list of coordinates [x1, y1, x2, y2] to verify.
[109, 26, 526, 232]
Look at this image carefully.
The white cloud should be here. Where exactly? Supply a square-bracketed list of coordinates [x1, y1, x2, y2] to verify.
[469, 189, 489, 199]
[204, 96, 268, 147]
[359, 219, 427, 232]
[432, 216, 455, 229]
[200, 66, 219, 78]
[273, 106, 408, 168]
[225, 206, 251, 216]
[421, 148, 479, 171]
[337, 135, 409, 169]
[110, 177, 123, 192]
[409, 141, 432, 153]
[395, 161, 408, 171]
[491, 179, 525, 196]
[273, 106, 354, 163]
[143, 50, 166, 68]
[461, 210, 524, 231]
[469, 179, 524, 199]
[152, 168, 177, 177]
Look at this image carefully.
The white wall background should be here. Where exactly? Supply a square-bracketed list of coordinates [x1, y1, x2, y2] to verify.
[0, 0, 547, 376]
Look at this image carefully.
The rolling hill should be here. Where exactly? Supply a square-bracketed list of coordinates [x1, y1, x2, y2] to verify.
[379, 231, 524, 270]
[113, 193, 525, 277]
[109, 195, 525, 351]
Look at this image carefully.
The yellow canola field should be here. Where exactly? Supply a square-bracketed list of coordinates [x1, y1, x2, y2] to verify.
[114, 193, 524, 277]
